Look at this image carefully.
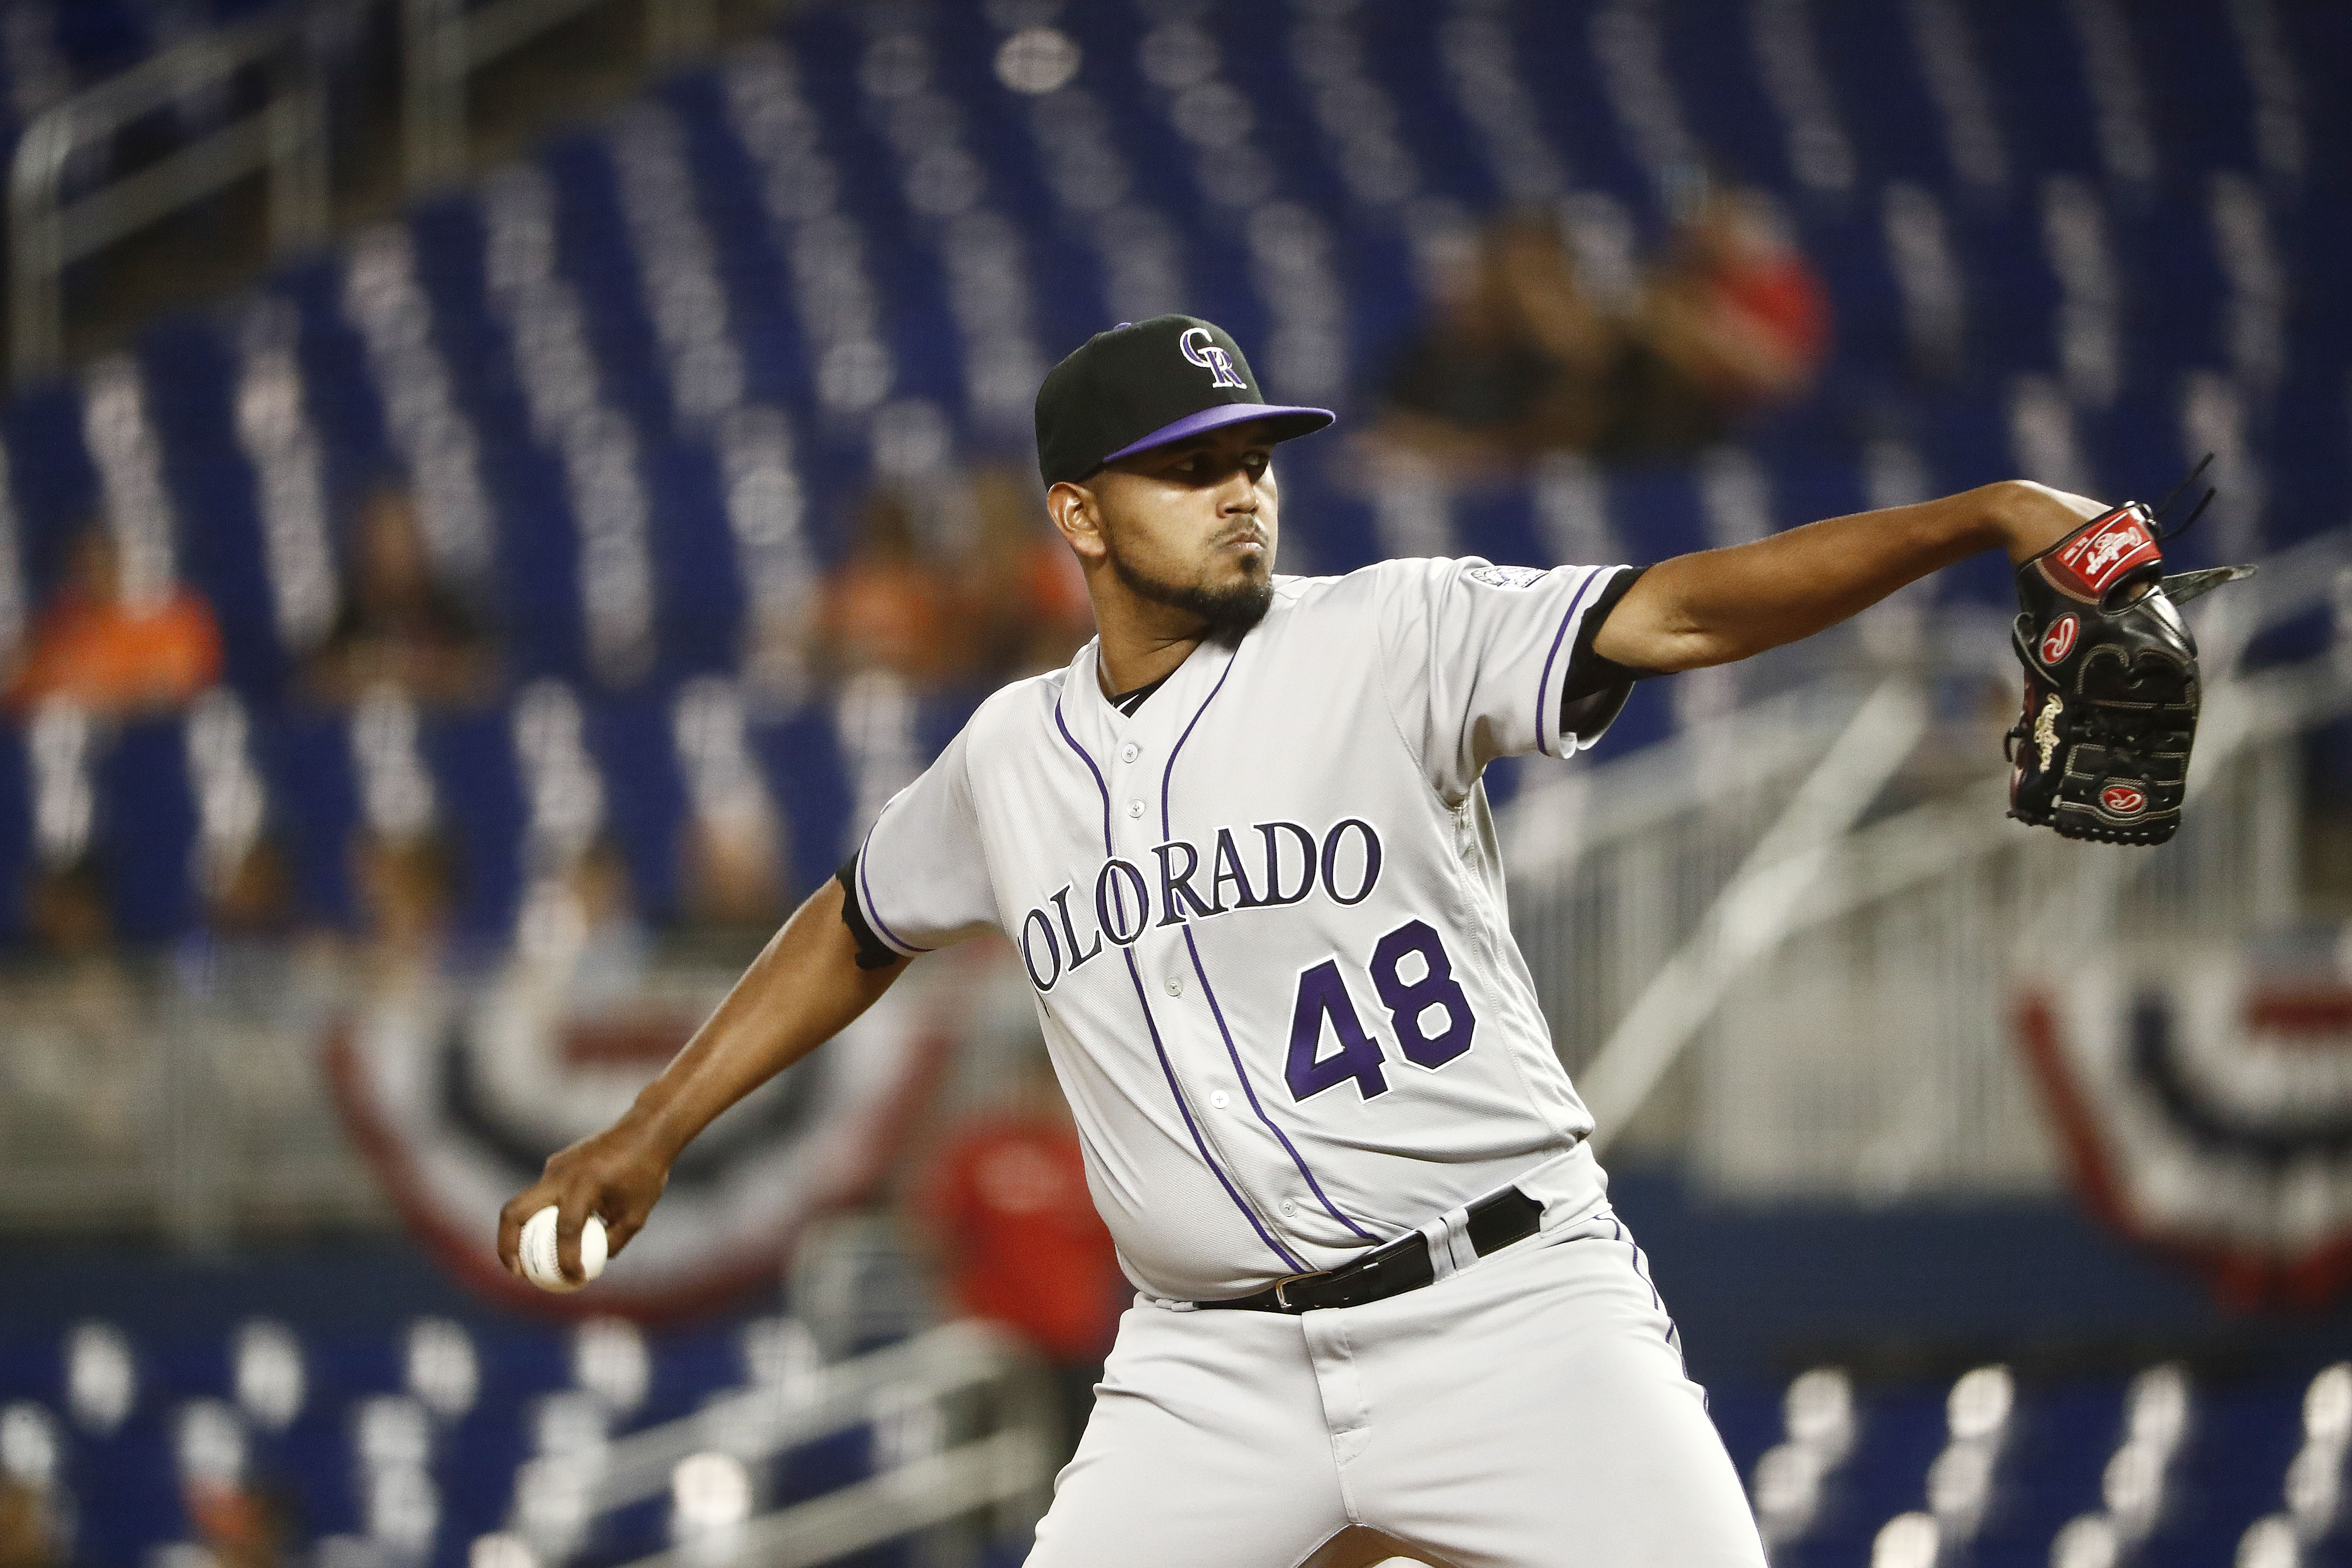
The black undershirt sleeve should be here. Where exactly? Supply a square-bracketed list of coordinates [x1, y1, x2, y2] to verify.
[835, 857, 905, 969]
[1558, 565, 1663, 735]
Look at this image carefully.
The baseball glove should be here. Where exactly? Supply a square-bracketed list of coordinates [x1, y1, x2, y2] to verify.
[2005, 468, 2252, 846]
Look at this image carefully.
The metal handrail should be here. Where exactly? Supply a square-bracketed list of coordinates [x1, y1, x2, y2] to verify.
[9, 0, 753, 381]
[8, 11, 326, 380]
[521, 1319, 1055, 1568]
[402, 0, 723, 188]
[1578, 677, 1930, 1152]
[580, 1318, 1046, 1512]
[616, 1427, 1054, 1568]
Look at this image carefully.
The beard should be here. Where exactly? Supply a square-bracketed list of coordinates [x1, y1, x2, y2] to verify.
[1106, 532, 1274, 641]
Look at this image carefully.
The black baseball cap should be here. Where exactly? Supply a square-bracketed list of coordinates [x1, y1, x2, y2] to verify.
[1033, 315, 1334, 487]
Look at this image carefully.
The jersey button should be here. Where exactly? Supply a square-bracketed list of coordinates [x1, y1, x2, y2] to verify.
[1209, 1090, 1229, 1109]
[1165, 975, 1183, 997]
[1120, 743, 1141, 763]
[1279, 1200, 1298, 1218]
[1126, 799, 1145, 819]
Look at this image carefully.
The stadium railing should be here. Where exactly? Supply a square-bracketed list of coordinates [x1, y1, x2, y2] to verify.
[8, 9, 328, 380]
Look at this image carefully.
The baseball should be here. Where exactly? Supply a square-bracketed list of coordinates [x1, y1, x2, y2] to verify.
[518, 1206, 606, 1293]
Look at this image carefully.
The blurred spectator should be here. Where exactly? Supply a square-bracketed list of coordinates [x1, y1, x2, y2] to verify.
[184, 1477, 291, 1568]
[205, 837, 298, 938]
[1372, 191, 1830, 472]
[818, 466, 1091, 692]
[0, 1478, 64, 1568]
[678, 806, 786, 931]
[960, 466, 1093, 680]
[24, 855, 111, 957]
[916, 1047, 1124, 1459]
[815, 487, 958, 684]
[1618, 187, 1830, 457]
[9, 855, 143, 1160]
[5, 525, 223, 717]
[1373, 212, 1621, 473]
[514, 835, 647, 980]
[674, 679, 789, 930]
[303, 487, 495, 709]
[350, 832, 456, 985]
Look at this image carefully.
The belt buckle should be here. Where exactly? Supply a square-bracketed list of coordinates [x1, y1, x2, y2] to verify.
[1271, 1271, 1324, 1312]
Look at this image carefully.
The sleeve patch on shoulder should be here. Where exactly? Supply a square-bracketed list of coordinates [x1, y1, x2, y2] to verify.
[1466, 564, 1548, 590]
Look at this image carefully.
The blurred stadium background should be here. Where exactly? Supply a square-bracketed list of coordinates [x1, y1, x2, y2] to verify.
[0, 0, 2347, 1566]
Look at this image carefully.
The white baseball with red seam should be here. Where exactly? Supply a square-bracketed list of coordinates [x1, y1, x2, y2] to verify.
[519, 1206, 606, 1293]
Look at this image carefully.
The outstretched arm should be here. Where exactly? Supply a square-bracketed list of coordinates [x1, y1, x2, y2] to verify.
[496, 876, 910, 1285]
[1592, 480, 2107, 673]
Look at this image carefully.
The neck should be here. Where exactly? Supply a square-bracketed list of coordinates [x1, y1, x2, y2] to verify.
[1090, 579, 1210, 697]
[1095, 617, 1204, 698]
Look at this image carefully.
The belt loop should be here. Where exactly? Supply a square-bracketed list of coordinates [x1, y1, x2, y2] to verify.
[1414, 1217, 1451, 1283]
[1445, 1206, 1476, 1273]
[1419, 1205, 1473, 1283]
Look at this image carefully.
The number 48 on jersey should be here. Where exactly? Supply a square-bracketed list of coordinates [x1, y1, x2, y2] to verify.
[1286, 919, 1476, 1102]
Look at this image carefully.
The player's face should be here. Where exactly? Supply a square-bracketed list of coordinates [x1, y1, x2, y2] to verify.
[1086, 423, 1282, 638]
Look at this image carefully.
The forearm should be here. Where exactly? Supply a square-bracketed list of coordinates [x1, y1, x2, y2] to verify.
[1594, 480, 2104, 672]
[621, 878, 908, 1160]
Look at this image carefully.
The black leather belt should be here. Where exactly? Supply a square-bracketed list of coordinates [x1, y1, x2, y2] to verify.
[1194, 1187, 1545, 1314]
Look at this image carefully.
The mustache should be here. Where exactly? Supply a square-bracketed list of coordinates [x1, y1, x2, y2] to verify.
[1214, 522, 1269, 548]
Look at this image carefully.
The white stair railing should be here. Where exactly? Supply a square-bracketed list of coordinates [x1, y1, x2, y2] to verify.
[509, 1319, 1056, 1568]
[1575, 677, 1929, 1155]
[617, 1426, 1050, 1568]
[8, 12, 327, 380]
[8, 0, 778, 382]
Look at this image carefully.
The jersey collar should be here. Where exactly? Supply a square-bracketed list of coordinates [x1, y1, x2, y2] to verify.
[1071, 635, 1234, 738]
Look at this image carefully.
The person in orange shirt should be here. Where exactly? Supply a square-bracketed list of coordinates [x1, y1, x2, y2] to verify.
[962, 466, 1097, 682]
[918, 1047, 1127, 1459]
[6, 525, 223, 717]
[817, 488, 957, 683]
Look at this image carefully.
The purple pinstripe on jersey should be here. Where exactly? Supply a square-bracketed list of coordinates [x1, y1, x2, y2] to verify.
[1118, 946, 1308, 1274]
[1531, 567, 1610, 758]
[1162, 653, 1378, 1243]
[1054, 689, 1308, 1275]
[854, 827, 932, 955]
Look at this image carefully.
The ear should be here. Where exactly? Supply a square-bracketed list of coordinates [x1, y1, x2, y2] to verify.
[1047, 479, 1107, 566]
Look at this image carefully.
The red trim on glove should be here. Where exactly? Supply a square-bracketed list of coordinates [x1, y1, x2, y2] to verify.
[2031, 503, 2164, 603]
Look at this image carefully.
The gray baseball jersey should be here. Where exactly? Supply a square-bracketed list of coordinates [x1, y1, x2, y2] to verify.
[852, 556, 1635, 1303]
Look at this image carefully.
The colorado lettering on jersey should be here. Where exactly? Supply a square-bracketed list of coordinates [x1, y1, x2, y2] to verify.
[1019, 818, 1383, 992]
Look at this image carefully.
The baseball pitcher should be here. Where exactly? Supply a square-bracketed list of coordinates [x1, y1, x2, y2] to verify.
[501, 316, 2232, 1566]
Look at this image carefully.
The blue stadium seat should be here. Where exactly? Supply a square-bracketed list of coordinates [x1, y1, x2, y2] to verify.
[0, 0, 2334, 949]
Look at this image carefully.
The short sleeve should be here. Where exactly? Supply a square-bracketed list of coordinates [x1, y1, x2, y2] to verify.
[847, 727, 1000, 957]
[1372, 558, 1638, 802]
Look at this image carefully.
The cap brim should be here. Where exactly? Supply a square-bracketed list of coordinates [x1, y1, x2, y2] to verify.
[1095, 403, 1335, 470]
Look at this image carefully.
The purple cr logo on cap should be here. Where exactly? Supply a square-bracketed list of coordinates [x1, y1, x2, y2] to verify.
[1179, 328, 1246, 391]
